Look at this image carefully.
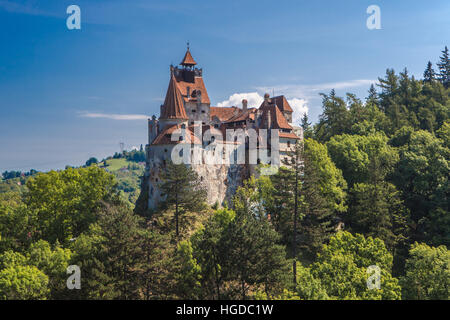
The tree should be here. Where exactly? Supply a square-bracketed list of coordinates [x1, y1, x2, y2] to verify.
[401, 243, 449, 300]
[70, 204, 145, 299]
[347, 182, 409, 249]
[297, 139, 347, 260]
[315, 90, 350, 142]
[423, 61, 436, 83]
[159, 162, 207, 241]
[295, 264, 329, 300]
[173, 240, 202, 299]
[392, 130, 449, 246]
[190, 208, 235, 299]
[366, 84, 378, 105]
[223, 185, 290, 299]
[26, 240, 72, 299]
[327, 133, 399, 187]
[437, 46, 450, 88]
[85, 157, 98, 167]
[311, 232, 402, 300]
[137, 224, 175, 300]
[0, 265, 49, 300]
[282, 141, 302, 284]
[300, 113, 313, 139]
[24, 167, 119, 245]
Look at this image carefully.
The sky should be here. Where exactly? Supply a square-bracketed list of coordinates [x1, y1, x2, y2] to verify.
[0, 0, 449, 172]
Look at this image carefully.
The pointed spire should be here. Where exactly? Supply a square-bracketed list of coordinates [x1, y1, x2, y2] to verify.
[161, 75, 188, 120]
[180, 43, 197, 66]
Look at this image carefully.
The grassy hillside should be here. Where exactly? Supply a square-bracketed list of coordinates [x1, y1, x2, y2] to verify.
[99, 158, 145, 208]
[1, 157, 146, 209]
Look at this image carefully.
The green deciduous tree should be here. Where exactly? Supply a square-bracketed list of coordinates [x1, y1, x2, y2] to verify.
[24, 167, 119, 245]
[311, 232, 402, 300]
[401, 243, 449, 300]
[392, 130, 449, 246]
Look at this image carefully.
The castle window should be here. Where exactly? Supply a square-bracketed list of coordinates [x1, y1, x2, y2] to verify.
[287, 141, 291, 148]
[179, 149, 183, 157]
[202, 122, 205, 125]
[191, 121, 194, 125]
[201, 110, 206, 113]
[164, 148, 168, 152]
[179, 136, 183, 141]
[214, 124, 219, 128]
[192, 109, 196, 113]
[200, 176, 204, 181]
[181, 124, 186, 129]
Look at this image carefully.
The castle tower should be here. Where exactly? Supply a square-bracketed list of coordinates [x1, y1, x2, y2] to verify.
[159, 74, 189, 132]
[171, 45, 211, 126]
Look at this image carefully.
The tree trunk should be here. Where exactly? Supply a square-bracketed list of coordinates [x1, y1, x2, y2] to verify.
[293, 163, 298, 285]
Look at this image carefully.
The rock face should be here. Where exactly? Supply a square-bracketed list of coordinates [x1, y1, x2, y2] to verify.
[191, 163, 248, 206]
[137, 162, 248, 212]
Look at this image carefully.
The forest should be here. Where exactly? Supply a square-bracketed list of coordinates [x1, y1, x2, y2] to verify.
[0, 47, 448, 300]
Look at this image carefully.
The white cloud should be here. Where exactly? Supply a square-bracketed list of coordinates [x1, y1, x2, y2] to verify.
[79, 112, 150, 121]
[288, 98, 308, 125]
[216, 92, 264, 108]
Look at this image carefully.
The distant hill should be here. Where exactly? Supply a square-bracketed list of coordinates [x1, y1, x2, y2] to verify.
[98, 158, 145, 208]
[1, 153, 146, 209]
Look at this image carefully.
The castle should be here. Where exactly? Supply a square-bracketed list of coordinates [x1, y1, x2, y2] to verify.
[142, 46, 303, 210]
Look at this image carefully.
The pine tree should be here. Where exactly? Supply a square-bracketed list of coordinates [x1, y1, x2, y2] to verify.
[297, 143, 336, 259]
[159, 162, 207, 241]
[225, 190, 290, 299]
[70, 204, 145, 299]
[437, 46, 450, 88]
[366, 84, 378, 104]
[316, 90, 350, 142]
[137, 223, 175, 299]
[300, 113, 313, 139]
[423, 61, 436, 83]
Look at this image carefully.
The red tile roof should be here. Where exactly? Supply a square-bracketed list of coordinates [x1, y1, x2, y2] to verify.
[271, 95, 293, 113]
[260, 104, 293, 130]
[151, 124, 202, 145]
[180, 49, 197, 66]
[210, 106, 239, 121]
[224, 108, 257, 123]
[161, 75, 189, 120]
[279, 131, 300, 139]
[174, 75, 211, 104]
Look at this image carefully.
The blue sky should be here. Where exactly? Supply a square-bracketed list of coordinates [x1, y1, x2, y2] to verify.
[0, 0, 449, 172]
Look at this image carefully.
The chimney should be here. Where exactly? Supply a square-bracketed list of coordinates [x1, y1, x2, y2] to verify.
[242, 99, 248, 112]
[263, 93, 271, 107]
